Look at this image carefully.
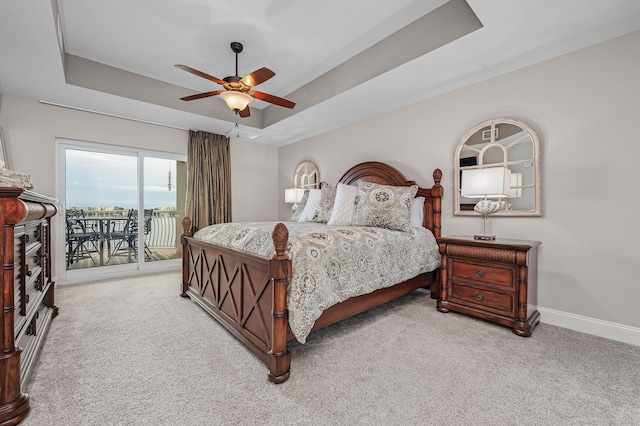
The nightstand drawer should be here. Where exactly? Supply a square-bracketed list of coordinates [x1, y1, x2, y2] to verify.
[450, 284, 515, 317]
[451, 259, 515, 288]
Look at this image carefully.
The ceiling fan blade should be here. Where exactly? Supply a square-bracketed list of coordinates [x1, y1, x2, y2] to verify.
[241, 67, 275, 87]
[175, 64, 225, 85]
[238, 106, 251, 118]
[179, 90, 224, 101]
[252, 91, 296, 109]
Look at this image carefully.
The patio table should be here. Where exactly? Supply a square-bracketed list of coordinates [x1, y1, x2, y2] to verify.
[72, 217, 132, 266]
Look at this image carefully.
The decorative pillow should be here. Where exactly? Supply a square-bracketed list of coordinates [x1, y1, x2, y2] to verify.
[311, 183, 337, 223]
[327, 183, 359, 226]
[410, 196, 426, 227]
[291, 189, 310, 222]
[297, 189, 322, 222]
[353, 182, 418, 232]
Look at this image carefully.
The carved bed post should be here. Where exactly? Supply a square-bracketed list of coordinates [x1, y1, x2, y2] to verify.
[429, 168, 443, 298]
[180, 217, 192, 298]
[431, 168, 443, 239]
[267, 223, 292, 383]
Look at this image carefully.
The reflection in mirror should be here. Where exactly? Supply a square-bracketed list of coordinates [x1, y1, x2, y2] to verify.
[294, 161, 320, 189]
[455, 118, 541, 216]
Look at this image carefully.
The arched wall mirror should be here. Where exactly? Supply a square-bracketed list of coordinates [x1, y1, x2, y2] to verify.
[454, 118, 541, 217]
[293, 160, 320, 189]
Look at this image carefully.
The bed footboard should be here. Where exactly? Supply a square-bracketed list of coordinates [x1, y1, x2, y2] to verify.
[180, 218, 292, 383]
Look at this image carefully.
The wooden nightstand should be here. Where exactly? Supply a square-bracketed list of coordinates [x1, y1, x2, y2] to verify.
[437, 236, 541, 336]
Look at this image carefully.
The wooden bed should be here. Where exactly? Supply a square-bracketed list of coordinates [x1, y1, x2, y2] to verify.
[180, 161, 443, 383]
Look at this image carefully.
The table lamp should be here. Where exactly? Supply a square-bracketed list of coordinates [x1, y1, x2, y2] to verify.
[460, 166, 512, 240]
[284, 188, 305, 210]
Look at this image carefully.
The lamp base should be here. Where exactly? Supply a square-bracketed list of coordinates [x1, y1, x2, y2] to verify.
[475, 217, 495, 241]
[474, 234, 496, 241]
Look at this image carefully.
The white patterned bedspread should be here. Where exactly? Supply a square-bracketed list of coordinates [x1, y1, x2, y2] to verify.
[193, 222, 441, 343]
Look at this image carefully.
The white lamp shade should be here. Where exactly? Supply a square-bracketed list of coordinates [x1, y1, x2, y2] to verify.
[220, 91, 253, 111]
[285, 188, 305, 203]
[461, 167, 512, 198]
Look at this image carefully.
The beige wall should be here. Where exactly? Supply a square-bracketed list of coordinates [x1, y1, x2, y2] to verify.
[0, 96, 278, 277]
[278, 30, 640, 336]
[230, 137, 279, 222]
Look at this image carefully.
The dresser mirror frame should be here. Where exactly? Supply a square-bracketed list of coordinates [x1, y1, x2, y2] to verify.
[293, 160, 320, 189]
[454, 118, 541, 217]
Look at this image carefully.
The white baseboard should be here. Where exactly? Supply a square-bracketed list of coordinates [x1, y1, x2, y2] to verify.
[538, 307, 640, 347]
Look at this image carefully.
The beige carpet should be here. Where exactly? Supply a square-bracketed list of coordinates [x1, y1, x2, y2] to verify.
[22, 272, 640, 425]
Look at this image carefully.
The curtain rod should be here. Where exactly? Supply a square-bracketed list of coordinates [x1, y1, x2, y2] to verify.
[38, 100, 189, 131]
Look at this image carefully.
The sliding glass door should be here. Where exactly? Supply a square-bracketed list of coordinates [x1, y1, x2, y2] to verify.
[65, 149, 138, 269]
[58, 139, 186, 283]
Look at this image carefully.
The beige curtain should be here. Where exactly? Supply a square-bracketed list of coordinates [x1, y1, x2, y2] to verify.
[186, 130, 231, 232]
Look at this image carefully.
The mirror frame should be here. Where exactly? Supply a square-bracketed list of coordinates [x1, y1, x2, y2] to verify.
[454, 118, 541, 217]
[293, 160, 320, 189]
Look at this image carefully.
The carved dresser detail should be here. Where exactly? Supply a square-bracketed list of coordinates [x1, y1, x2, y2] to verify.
[0, 188, 58, 425]
[437, 236, 541, 336]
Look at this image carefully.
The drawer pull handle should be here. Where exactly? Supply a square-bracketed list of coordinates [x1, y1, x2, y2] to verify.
[475, 293, 484, 301]
[475, 270, 484, 277]
[25, 294, 30, 304]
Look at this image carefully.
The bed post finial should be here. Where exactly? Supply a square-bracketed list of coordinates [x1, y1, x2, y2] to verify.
[272, 223, 289, 260]
[433, 168, 442, 187]
[181, 216, 192, 237]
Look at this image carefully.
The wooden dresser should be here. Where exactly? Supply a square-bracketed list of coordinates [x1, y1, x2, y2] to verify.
[0, 188, 58, 425]
[437, 236, 541, 336]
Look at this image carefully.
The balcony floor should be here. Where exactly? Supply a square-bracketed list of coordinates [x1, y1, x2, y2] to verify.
[66, 247, 180, 270]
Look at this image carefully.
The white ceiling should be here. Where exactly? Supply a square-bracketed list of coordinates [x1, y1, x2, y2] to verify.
[1, 0, 640, 147]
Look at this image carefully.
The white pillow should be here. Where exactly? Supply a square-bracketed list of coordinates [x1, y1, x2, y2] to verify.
[410, 196, 425, 227]
[297, 189, 322, 222]
[327, 183, 359, 226]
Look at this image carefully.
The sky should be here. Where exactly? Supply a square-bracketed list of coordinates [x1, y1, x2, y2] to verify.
[65, 149, 180, 209]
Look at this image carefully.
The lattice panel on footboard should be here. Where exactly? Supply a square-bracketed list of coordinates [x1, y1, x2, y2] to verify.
[186, 242, 274, 353]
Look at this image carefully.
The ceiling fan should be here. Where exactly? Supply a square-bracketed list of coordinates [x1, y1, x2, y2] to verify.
[175, 42, 296, 118]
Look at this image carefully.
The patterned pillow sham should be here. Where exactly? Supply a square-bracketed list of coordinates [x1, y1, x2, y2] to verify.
[291, 189, 310, 222]
[353, 181, 418, 232]
[311, 183, 337, 223]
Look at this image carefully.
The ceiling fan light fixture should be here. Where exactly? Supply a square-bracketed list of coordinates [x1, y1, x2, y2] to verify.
[220, 91, 253, 112]
[176, 42, 294, 117]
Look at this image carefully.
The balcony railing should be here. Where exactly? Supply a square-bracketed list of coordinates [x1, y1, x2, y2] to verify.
[80, 208, 178, 248]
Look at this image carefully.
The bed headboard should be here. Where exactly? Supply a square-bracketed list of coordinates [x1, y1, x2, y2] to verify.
[338, 161, 443, 238]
